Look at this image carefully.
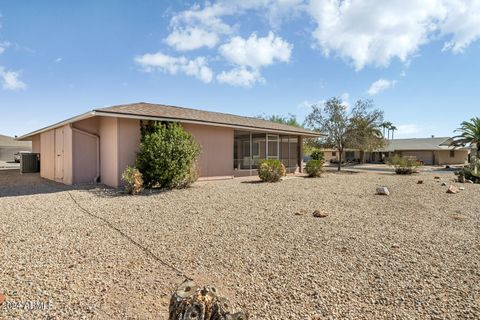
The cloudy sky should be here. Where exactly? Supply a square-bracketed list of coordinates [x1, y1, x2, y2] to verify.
[1, 0, 479, 138]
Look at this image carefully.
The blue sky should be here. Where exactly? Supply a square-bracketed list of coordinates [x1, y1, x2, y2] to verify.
[0, 0, 479, 138]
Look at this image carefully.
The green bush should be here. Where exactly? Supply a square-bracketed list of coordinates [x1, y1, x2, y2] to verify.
[387, 155, 422, 174]
[258, 159, 286, 182]
[121, 166, 144, 195]
[305, 159, 325, 177]
[310, 148, 325, 161]
[457, 156, 480, 183]
[136, 122, 200, 189]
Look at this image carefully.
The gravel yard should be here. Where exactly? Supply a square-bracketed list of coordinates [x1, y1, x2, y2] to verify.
[0, 170, 479, 319]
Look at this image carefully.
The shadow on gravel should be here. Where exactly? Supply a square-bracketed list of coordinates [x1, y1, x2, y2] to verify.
[0, 170, 95, 198]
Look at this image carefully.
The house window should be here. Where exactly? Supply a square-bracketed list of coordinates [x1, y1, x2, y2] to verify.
[346, 151, 355, 160]
[332, 151, 337, 156]
[450, 150, 455, 158]
[252, 142, 260, 157]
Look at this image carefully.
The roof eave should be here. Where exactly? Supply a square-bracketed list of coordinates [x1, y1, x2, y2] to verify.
[94, 110, 324, 137]
[16, 111, 96, 140]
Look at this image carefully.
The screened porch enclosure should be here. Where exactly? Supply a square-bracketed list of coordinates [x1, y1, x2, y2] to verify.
[233, 130, 300, 176]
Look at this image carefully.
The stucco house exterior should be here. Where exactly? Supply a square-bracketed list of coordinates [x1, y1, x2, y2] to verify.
[18, 102, 321, 187]
[322, 137, 469, 165]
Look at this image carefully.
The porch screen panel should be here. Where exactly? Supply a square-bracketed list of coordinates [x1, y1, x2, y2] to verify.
[251, 133, 266, 169]
[279, 136, 290, 168]
[289, 136, 299, 171]
[234, 131, 251, 170]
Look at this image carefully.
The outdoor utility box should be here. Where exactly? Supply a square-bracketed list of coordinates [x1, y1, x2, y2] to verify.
[20, 153, 40, 173]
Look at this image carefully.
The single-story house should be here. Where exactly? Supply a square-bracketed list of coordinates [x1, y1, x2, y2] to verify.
[322, 137, 469, 165]
[18, 102, 321, 187]
[0, 134, 31, 162]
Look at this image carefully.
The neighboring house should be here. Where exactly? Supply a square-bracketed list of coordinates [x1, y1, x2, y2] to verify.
[0, 134, 31, 162]
[323, 148, 361, 163]
[18, 102, 321, 187]
[322, 137, 469, 165]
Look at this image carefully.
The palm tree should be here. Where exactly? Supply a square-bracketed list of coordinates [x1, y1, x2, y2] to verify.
[390, 125, 397, 139]
[383, 121, 393, 140]
[452, 117, 480, 157]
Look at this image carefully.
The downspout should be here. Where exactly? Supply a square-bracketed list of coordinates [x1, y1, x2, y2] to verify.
[70, 125, 100, 184]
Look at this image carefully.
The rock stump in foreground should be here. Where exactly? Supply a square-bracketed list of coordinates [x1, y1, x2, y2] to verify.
[169, 280, 247, 320]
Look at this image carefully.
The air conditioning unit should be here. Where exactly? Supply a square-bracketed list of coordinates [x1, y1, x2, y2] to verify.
[20, 153, 40, 173]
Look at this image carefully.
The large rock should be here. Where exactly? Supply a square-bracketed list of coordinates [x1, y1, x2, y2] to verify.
[446, 185, 460, 194]
[312, 210, 328, 218]
[376, 187, 390, 196]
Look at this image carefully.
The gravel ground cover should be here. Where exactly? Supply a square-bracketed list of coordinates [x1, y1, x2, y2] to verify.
[0, 170, 479, 319]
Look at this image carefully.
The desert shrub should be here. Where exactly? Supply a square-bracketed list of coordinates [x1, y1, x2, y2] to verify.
[258, 159, 286, 182]
[136, 122, 200, 189]
[305, 159, 325, 177]
[121, 166, 144, 195]
[310, 148, 325, 161]
[456, 156, 480, 183]
[387, 155, 422, 174]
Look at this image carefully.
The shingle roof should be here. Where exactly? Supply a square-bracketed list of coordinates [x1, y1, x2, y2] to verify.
[95, 102, 320, 136]
[381, 137, 460, 151]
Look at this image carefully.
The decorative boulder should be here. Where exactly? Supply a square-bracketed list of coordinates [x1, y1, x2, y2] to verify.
[446, 185, 459, 194]
[376, 187, 390, 196]
[312, 210, 328, 218]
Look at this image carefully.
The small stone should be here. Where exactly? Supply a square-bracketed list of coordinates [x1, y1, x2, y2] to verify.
[459, 186, 465, 191]
[417, 180, 423, 184]
[434, 176, 441, 180]
[441, 182, 447, 186]
[312, 210, 328, 218]
[391, 244, 400, 249]
[466, 180, 474, 184]
[295, 209, 306, 216]
[376, 187, 390, 196]
[446, 185, 459, 194]
[0, 293, 4, 306]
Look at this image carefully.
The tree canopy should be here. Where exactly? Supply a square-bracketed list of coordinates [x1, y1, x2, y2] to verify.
[304, 97, 385, 170]
[452, 117, 480, 157]
[257, 113, 303, 128]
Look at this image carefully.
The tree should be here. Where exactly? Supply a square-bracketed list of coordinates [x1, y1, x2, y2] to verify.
[257, 113, 303, 128]
[348, 100, 386, 163]
[451, 117, 480, 157]
[304, 97, 385, 170]
[304, 97, 349, 171]
[383, 121, 393, 139]
[390, 125, 397, 139]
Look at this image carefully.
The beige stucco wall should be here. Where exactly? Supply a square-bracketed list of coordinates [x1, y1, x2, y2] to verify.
[31, 135, 40, 153]
[117, 118, 141, 183]
[182, 123, 234, 179]
[40, 130, 55, 181]
[72, 130, 98, 184]
[99, 117, 119, 187]
[435, 150, 468, 165]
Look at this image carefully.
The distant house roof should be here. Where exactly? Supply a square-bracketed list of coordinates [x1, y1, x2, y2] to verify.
[18, 102, 322, 139]
[380, 137, 468, 152]
[0, 134, 31, 147]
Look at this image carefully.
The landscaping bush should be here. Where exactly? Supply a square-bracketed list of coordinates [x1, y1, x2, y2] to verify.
[136, 122, 200, 189]
[121, 166, 144, 195]
[387, 155, 422, 174]
[456, 156, 480, 183]
[258, 159, 286, 182]
[310, 148, 325, 161]
[305, 159, 325, 177]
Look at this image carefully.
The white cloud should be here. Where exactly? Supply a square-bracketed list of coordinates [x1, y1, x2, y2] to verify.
[0, 67, 26, 91]
[0, 41, 10, 54]
[367, 79, 396, 96]
[135, 52, 213, 83]
[165, 27, 220, 51]
[219, 32, 292, 68]
[217, 67, 264, 87]
[165, 1, 304, 51]
[308, 0, 480, 70]
[55, 57, 62, 63]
